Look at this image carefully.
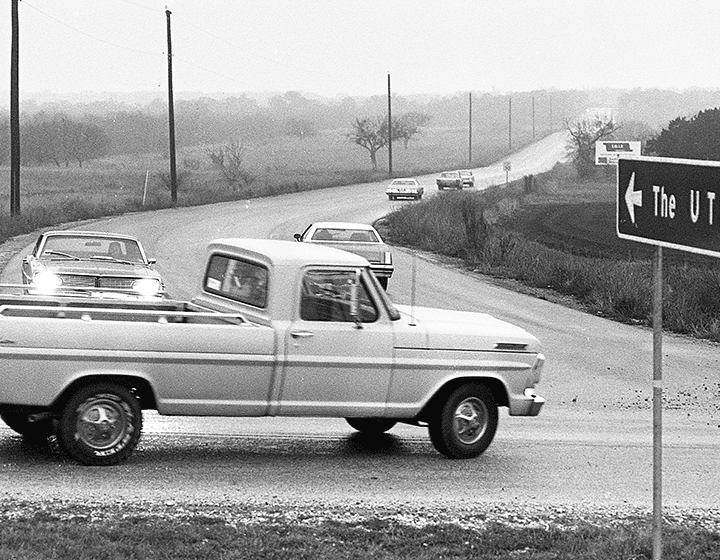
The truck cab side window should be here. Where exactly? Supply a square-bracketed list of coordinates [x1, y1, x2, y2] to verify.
[300, 270, 378, 323]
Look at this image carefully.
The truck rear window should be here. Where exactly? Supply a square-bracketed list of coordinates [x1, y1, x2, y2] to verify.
[204, 254, 268, 308]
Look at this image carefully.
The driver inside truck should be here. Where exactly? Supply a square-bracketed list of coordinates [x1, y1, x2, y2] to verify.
[228, 261, 267, 307]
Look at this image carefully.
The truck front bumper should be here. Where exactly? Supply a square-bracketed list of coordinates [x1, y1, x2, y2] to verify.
[508, 389, 545, 416]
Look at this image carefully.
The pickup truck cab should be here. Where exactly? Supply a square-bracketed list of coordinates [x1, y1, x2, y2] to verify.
[0, 239, 544, 466]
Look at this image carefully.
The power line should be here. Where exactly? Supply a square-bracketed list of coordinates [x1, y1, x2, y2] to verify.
[20, 1, 381, 93]
[23, 1, 161, 56]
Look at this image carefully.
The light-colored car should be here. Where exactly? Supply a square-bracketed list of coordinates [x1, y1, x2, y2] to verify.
[386, 178, 424, 200]
[294, 222, 394, 289]
[436, 171, 463, 190]
[458, 170, 475, 188]
[21, 230, 165, 299]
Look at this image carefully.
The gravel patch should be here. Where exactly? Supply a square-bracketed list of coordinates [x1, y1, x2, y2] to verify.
[1, 497, 718, 533]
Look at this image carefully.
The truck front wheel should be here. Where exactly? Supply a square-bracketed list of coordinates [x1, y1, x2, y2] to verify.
[58, 383, 142, 466]
[428, 383, 498, 459]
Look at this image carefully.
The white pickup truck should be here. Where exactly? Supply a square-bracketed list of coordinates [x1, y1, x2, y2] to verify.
[0, 239, 545, 466]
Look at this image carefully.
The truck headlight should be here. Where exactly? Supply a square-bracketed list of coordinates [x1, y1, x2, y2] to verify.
[31, 271, 62, 293]
[132, 278, 161, 297]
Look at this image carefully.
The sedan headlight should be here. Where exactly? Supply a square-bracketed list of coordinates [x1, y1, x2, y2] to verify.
[132, 278, 161, 297]
[31, 271, 63, 293]
[382, 251, 393, 265]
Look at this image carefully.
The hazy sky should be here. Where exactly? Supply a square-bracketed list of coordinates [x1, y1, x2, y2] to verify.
[3, 0, 720, 98]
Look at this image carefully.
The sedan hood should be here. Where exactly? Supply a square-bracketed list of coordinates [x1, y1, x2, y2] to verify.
[394, 304, 541, 353]
[40, 260, 158, 278]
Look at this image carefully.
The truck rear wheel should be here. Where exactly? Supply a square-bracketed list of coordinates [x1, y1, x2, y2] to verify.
[58, 383, 142, 466]
[428, 383, 497, 459]
[346, 418, 396, 434]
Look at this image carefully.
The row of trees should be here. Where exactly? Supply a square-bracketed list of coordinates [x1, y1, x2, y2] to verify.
[1, 89, 589, 164]
[0, 116, 110, 167]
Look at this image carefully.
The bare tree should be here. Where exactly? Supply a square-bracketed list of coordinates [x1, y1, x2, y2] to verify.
[348, 116, 388, 170]
[565, 114, 620, 178]
[207, 140, 255, 192]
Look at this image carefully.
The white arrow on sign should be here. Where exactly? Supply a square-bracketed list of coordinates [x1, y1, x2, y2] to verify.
[624, 172, 642, 224]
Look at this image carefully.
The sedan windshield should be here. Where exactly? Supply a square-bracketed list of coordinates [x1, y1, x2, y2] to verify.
[40, 236, 146, 264]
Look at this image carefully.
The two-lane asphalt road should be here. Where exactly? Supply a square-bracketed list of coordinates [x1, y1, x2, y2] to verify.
[1, 131, 718, 514]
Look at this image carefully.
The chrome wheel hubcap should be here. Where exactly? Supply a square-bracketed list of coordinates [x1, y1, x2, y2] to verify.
[76, 395, 129, 450]
[453, 397, 487, 445]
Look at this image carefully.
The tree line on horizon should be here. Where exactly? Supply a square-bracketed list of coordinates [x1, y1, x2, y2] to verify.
[4, 87, 720, 170]
[0, 89, 587, 167]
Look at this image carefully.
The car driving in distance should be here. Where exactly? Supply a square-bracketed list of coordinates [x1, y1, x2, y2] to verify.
[436, 171, 463, 190]
[21, 230, 165, 299]
[458, 169, 475, 188]
[386, 178, 424, 200]
[294, 222, 394, 289]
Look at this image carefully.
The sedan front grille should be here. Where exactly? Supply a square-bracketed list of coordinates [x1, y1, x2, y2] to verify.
[58, 275, 136, 290]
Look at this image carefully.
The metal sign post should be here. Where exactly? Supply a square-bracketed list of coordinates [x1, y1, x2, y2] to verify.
[652, 246, 663, 560]
[617, 155, 720, 560]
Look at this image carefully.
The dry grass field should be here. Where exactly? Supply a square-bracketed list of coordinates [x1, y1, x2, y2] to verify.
[0, 125, 537, 243]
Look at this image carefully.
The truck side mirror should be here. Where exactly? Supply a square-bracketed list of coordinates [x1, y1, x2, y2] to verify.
[293, 233, 302, 241]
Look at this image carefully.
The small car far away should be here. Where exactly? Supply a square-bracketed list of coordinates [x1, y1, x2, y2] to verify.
[386, 177, 424, 200]
[458, 169, 475, 188]
[294, 222, 394, 289]
[21, 230, 165, 299]
[436, 171, 463, 190]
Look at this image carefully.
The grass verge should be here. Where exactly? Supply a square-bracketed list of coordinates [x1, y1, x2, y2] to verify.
[1, 500, 718, 560]
[381, 164, 720, 342]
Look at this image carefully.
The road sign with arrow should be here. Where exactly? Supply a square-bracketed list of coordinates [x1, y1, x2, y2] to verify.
[617, 155, 720, 258]
[616, 154, 720, 560]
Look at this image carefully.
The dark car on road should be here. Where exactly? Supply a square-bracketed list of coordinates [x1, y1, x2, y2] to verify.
[458, 170, 475, 188]
[436, 171, 463, 190]
[21, 230, 165, 299]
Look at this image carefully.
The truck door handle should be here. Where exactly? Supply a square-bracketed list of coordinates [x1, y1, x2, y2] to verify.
[290, 330, 314, 339]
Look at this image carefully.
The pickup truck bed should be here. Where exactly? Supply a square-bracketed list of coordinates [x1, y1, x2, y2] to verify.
[0, 294, 244, 324]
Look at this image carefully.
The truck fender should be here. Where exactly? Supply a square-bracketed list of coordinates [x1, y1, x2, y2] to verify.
[417, 375, 509, 422]
[52, 371, 158, 412]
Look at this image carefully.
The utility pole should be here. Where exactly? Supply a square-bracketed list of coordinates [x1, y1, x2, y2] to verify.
[532, 95, 536, 139]
[10, 0, 21, 216]
[165, 8, 178, 204]
[508, 96, 512, 152]
[387, 72, 392, 176]
[468, 92, 472, 165]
